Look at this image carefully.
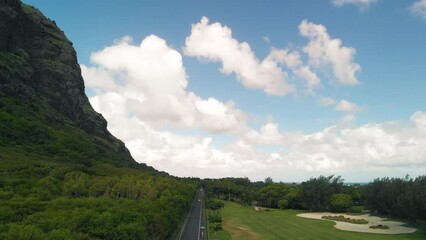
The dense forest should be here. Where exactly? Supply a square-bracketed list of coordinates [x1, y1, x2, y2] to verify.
[0, 96, 197, 239]
[202, 174, 426, 224]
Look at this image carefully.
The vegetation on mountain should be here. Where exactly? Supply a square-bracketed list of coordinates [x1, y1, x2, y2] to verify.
[0, 1, 197, 239]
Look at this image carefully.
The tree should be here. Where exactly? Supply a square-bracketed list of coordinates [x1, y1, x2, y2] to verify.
[208, 211, 222, 223]
[62, 172, 90, 197]
[264, 177, 273, 184]
[207, 199, 224, 210]
[300, 175, 343, 211]
[330, 193, 353, 212]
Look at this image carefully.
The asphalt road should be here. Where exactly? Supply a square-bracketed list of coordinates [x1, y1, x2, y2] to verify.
[178, 188, 206, 240]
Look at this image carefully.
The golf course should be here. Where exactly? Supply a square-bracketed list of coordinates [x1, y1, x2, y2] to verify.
[209, 201, 426, 240]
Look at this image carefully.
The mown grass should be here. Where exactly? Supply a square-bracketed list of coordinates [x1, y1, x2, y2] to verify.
[214, 201, 426, 240]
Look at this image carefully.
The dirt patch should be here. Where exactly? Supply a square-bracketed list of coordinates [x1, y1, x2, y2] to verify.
[297, 212, 417, 234]
[224, 219, 260, 239]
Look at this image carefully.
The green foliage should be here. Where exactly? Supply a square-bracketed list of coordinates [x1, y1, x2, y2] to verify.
[202, 178, 302, 209]
[370, 224, 390, 229]
[207, 199, 225, 210]
[301, 175, 344, 211]
[208, 210, 223, 223]
[321, 215, 369, 224]
[2, 224, 45, 240]
[0, 96, 197, 239]
[278, 199, 289, 209]
[349, 205, 364, 213]
[330, 193, 353, 212]
[364, 175, 426, 221]
[264, 177, 273, 184]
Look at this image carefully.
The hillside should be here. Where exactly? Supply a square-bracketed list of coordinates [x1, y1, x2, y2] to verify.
[0, 0, 137, 167]
[0, 0, 196, 239]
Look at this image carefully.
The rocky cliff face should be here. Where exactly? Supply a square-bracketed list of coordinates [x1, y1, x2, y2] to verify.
[0, 0, 134, 163]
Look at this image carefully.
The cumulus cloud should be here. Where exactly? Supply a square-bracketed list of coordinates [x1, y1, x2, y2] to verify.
[80, 23, 425, 181]
[410, 0, 426, 19]
[331, 0, 379, 9]
[281, 112, 426, 174]
[184, 17, 296, 96]
[185, 17, 361, 94]
[244, 122, 303, 145]
[299, 20, 361, 86]
[83, 35, 246, 133]
[86, 49, 426, 179]
[318, 96, 337, 106]
[266, 49, 321, 89]
[334, 99, 360, 112]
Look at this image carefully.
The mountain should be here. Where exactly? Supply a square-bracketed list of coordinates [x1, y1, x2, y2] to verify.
[0, 0, 138, 167]
[0, 1, 196, 239]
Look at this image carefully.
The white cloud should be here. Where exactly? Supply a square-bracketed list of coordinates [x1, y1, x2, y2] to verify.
[410, 0, 426, 19]
[185, 17, 361, 94]
[334, 99, 360, 112]
[244, 122, 303, 145]
[267, 49, 321, 89]
[341, 114, 356, 122]
[81, 65, 118, 92]
[282, 112, 426, 174]
[318, 96, 337, 106]
[262, 35, 270, 43]
[331, 0, 379, 9]
[83, 35, 247, 133]
[299, 20, 361, 86]
[184, 17, 296, 96]
[81, 24, 425, 182]
[87, 56, 426, 179]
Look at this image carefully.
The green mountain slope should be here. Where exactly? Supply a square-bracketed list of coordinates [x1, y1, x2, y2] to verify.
[0, 1, 196, 239]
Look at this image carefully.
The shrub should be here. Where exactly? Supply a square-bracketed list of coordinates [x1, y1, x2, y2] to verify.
[350, 206, 363, 213]
[330, 193, 353, 212]
[321, 215, 368, 224]
[370, 224, 390, 229]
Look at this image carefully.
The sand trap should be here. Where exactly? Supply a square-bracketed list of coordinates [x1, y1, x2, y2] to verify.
[254, 207, 260, 211]
[297, 212, 417, 234]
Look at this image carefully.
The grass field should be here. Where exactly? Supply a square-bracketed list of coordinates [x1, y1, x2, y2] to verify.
[209, 201, 426, 240]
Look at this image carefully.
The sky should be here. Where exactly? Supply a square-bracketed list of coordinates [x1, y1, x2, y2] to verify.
[23, 0, 426, 182]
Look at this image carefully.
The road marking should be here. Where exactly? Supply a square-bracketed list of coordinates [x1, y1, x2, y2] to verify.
[177, 189, 198, 240]
[198, 190, 203, 240]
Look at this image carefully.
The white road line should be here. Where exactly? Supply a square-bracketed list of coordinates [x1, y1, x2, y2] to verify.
[177, 190, 197, 240]
[198, 190, 202, 240]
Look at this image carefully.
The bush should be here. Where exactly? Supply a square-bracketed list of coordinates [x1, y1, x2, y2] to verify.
[370, 224, 389, 229]
[350, 205, 363, 213]
[208, 211, 222, 223]
[330, 193, 353, 212]
[206, 199, 224, 210]
[213, 223, 222, 231]
[321, 215, 369, 224]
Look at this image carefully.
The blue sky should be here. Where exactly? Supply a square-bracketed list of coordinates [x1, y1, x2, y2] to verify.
[23, 0, 426, 182]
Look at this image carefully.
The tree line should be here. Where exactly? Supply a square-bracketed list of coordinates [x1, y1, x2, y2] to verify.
[364, 175, 426, 220]
[202, 174, 426, 223]
[0, 165, 197, 240]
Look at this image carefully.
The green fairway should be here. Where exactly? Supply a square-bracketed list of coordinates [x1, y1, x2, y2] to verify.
[210, 201, 426, 240]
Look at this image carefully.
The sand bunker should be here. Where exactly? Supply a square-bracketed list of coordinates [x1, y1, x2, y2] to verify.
[297, 212, 417, 234]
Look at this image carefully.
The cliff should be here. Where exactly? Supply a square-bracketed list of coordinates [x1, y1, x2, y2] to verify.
[0, 0, 137, 167]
